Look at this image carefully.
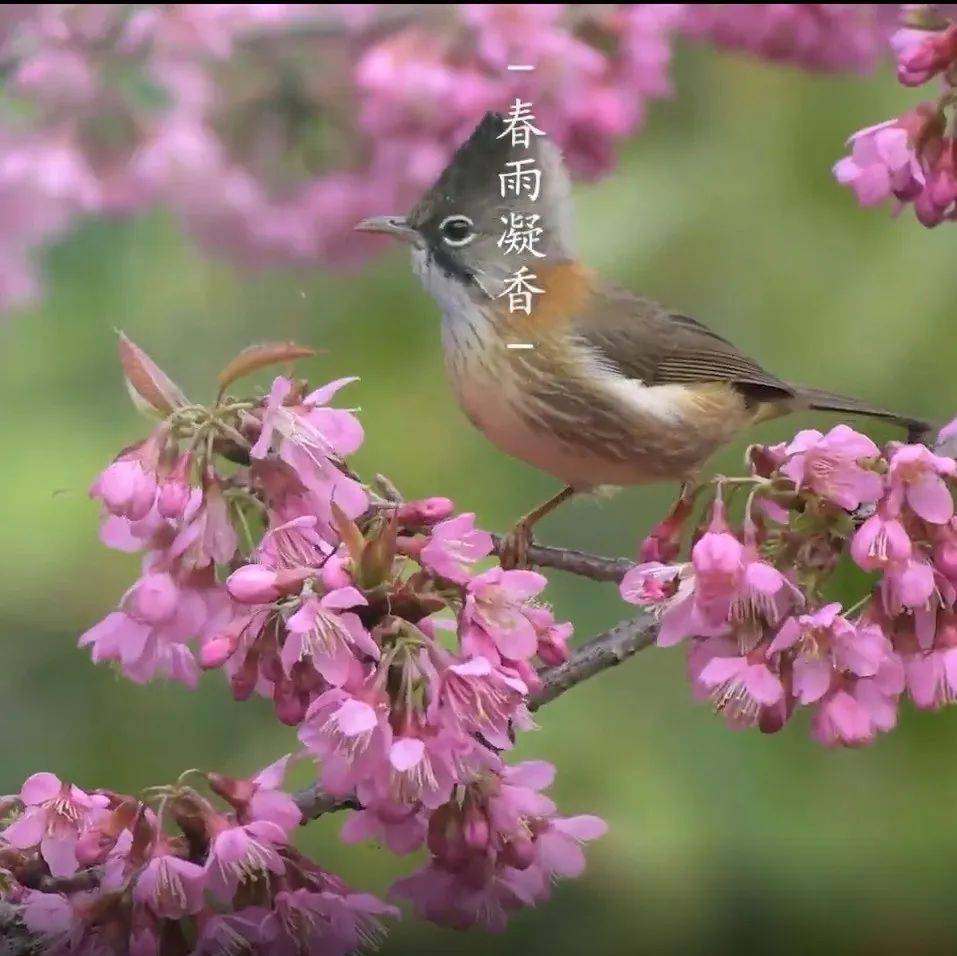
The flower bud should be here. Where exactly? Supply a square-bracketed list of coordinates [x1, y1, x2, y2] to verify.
[462, 799, 489, 851]
[397, 497, 455, 528]
[226, 565, 281, 604]
[200, 632, 238, 669]
[427, 803, 467, 869]
[158, 453, 192, 519]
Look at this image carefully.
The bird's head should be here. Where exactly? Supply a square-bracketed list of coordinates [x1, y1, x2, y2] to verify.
[356, 111, 574, 305]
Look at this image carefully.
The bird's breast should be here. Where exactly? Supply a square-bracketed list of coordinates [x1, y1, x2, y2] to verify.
[420, 254, 752, 487]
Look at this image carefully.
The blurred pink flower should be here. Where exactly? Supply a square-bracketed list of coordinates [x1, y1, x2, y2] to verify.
[683, 4, 896, 73]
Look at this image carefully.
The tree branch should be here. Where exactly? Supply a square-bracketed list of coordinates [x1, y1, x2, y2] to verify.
[529, 611, 658, 710]
[489, 535, 633, 583]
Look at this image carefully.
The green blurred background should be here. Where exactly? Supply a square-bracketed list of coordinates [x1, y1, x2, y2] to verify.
[3, 41, 957, 956]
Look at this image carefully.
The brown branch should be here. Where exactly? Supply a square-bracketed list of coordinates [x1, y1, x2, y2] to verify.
[529, 611, 658, 710]
[489, 535, 633, 583]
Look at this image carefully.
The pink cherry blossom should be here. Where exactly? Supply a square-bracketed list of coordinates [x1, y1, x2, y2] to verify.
[133, 851, 206, 919]
[461, 568, 548, 662]
[893, 21, 957, 86]
[834, 119, 925, 208]
[259, 887, 399, 955]
[298, 686, 391, 798]
[683, 4, 896, 73]
[619, 560, 684, 605]
[430, 655, 528, 750]
[393, 761, 606, 930]
[901, 611, 957, 708]
[887, 443, 956, 524]
[697, 649, 784, 726]
[3, 773, 108, 877]
[204, 819, 287, 901]
[525, 604, 573, 666]
[851, 510, 914, 572]
[340, 799, 428, 856]
[770, 606, 894, 703]
[283, 587, 379, 686]
[79, 572, 207, 686]
[780, 425, 884, 510]
[420, 513, 493, 583]
[194, 908, 268, 954]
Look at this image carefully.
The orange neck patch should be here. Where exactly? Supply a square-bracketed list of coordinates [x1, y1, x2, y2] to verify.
[496, 260, 594, 333]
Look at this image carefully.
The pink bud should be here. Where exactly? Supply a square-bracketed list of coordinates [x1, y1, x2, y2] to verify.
[397, 497, 456, 528]
[274, 688, 307, 726]
[462, 802, 489, 851]
[231, 654, 260, 701]
[158, 454, 192, 519]
[199, 633, 238, 669]
[92, 458, 157, 520]
[226, 565, 281, 604]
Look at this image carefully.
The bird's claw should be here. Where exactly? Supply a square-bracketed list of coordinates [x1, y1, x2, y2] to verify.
[499, 522, 534, 570]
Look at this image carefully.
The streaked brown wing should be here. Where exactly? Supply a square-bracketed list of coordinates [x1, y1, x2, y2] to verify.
[576, 279, 795, 404]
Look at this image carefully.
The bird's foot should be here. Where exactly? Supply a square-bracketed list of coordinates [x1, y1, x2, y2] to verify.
[499, 521, 535, 570]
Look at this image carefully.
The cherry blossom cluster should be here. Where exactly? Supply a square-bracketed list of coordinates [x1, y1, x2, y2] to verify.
[0, 762, 397, 954]
[835, 4, 957, 225]
[0, 4, 933, 316]
[621, 421, 957, 746]
[0, 336, 606, 948]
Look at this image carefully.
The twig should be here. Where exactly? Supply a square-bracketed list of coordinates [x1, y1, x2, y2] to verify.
[489, 535, 633, 583]
[530, 612, 658, 710]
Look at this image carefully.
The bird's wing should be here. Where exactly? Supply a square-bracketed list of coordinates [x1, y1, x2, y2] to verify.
[574, 279, 795, 405]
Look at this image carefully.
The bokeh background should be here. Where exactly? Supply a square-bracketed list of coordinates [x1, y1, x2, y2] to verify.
[2, 31, 957, 956]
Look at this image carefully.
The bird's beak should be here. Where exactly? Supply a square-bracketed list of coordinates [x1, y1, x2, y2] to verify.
[355, 215, 419, 244]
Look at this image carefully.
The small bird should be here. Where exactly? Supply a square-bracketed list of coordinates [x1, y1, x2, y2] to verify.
[357, 112, 929, 566]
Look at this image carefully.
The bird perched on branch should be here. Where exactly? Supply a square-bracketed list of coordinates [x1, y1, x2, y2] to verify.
[357, 112, 929, 567]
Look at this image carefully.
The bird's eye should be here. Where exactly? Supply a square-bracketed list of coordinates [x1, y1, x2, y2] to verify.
[439, 215, 475, 247]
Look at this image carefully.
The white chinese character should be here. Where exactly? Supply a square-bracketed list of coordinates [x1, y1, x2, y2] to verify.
[498, 212, 545, 257]
[499, 266, 545, 315]
[498, 98, 545, 148]
[499, 159, 541, 201]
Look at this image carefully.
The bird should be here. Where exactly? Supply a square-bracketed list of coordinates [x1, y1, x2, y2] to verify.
[356, 111, 930, 567]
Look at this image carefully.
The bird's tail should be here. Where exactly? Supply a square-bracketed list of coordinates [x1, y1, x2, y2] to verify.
[794, 386, 933, 444]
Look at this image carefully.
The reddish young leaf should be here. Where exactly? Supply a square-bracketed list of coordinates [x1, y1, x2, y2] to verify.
[217, 342, 320, 395]
[117, 333, 188, 416]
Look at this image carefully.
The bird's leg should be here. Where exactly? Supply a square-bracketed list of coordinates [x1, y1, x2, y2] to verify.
[499, 486, 576, 570]
[638, 480, 701, 563]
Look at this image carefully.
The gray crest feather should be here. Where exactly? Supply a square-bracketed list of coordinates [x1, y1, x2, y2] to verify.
[408, 111, 574, 297]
